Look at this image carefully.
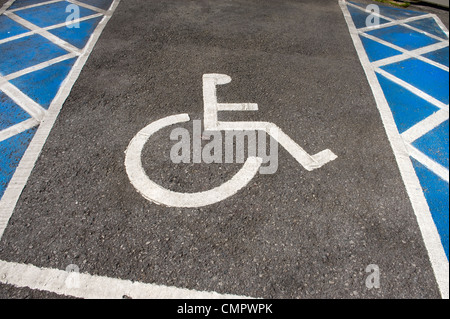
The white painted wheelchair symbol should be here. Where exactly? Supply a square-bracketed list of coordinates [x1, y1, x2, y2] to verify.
[125, 74, 337, 208]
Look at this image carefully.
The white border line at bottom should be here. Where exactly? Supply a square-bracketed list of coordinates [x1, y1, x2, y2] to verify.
[0, 260, 250, 299]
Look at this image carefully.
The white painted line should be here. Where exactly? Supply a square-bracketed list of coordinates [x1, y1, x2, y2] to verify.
[0, 119, 40, 143]
[217, 103, 259, 111]
[340, 0, 449, 299]
[0, 0, 15, 15]
[4, 53, 78, 82]
[407, 144, 449, 183]
[375, 68, 449, 111]
[7, 0, 63, 13]
[0, 260, 250, 299]
[0, 81, 47, 121]
[402, 109, 449, 144]
[4, 11, 82, 55]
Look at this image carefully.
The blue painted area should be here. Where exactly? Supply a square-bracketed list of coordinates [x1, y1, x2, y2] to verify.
[0, 127, 37, 199]
[381, 58, 449, 105]
[0, 91, 31, 131]
[0, 34, 69, 76]
[366, 25, 439, 51]
[406, 17, 449, 40]
[14, 1, 98, 29]
[347, 2, 449, 262]
[422, 47, 449, 68]
[376, 73, 440, 133]
[77, 0, 114, 10]
[10, 58, 77, 109]
[413, 120, 449, 169]
[412, 158, 449, 259]
[0, 15, 30, 41]
[8, 0, 49, 10]
[360, 35, 403, 62]
[349, 1, 428, 20]
[347, 4, 390, 29]
[49, 16, 102, 49]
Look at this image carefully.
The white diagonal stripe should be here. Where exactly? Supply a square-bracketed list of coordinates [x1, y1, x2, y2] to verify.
[402, 109, 449, 144]
[0, 81, 46, 121]
[0, 118, 40, 143]
[4, 53, 77, 81]
[407, 144, 449, 183]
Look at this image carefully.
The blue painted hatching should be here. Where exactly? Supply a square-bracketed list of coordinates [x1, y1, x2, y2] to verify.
[13, 1, 98, 29]
[0, 15, 30, 41]
[366, 25, 440, 51]
[49, 16, 103, 49]
[376, 73, 440, 133]
[347, 4, 390, 29]
[422, 47, 449, 68]
[381, 58, 449, 105]
[8, 0, 49, 10]
[0, 34, 69, 76]
[0, 127, 37, 199]
[406, 17, 449, 40]
[360, 35, 403, 62]
[77, 0, 114, 10]
[413, 120, 449, 170]
[10, 58, 77, 109]
[412, 158, 449, 259]
[0, 91, 31, 131]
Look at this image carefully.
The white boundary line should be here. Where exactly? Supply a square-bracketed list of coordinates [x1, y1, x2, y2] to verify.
[0, 0, 15, 15]
[340, 0, 449, 299]
[0, 260, 247, 299]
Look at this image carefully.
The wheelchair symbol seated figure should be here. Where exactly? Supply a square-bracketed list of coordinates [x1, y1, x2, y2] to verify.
[125, 74, 337, 208]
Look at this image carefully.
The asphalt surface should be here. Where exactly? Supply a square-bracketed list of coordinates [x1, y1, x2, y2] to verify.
[0, 0, 448, 299]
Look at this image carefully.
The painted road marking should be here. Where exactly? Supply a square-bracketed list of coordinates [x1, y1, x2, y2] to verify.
[0, 0, 119, 234]
[125, 74, 337, 208]
[340, 0, 449, 299]
[0, 260, 247, 299]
